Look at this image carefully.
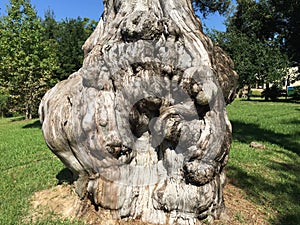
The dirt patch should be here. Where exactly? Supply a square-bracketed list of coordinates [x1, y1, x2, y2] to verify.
[215, 183, 270, 225]
[26, 184, 149, 225]
[26, 183, 270, 224]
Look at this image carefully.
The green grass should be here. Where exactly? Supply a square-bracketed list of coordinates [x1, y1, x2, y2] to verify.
[0, 100, 299, 224]
[0, 117, 73, 225]
[227, 99, 300, 224]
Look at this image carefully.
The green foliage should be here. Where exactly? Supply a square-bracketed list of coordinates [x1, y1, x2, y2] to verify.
[291, 86, 300, 100]
[268, 0, 300, 65]
[226, 0, 300, 65]
[0, 0, 59, 119]
[211, 29, 288, 90]
[261, 84, 283, 101]
[208, 0, 291, 92]
[210, 30, 257, 88]
[193, 0, 231, 17]
[227, 100, 300, 224]
[41, 9, 97, 81]
[54, 17, 97, 80]
[0, 2, 96, 119]
[229, 0, 277, 41]
[42, 9, 59, 40]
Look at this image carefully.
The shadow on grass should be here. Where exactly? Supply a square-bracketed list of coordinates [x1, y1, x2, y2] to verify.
[22, 120, 42, 129]
[228, 163, 300, 225]
[229, 120, 300, 224]
[276, 214, 300, 225]
[56, 168, 76, 185]
[231, 120, 300, 156]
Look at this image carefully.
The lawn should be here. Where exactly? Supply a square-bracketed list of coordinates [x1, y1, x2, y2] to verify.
[0, 99, 299, 224]
[226, 99, 300, 224]
[0, 117, 72, 225]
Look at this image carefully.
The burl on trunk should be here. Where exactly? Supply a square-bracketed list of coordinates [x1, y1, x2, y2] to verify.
[39, 0, 238, 224]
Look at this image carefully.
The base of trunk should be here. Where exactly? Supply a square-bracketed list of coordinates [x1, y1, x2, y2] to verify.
[79, 171, 227, 224]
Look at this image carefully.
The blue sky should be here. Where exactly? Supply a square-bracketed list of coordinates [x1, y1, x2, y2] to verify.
[0, 0, 226, 31]
[199, 13, 227, 32]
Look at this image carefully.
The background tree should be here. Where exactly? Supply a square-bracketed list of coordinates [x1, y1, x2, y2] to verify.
[42, 10, 97, 81]
[55, 17, 97, 80]
[0, 0, 59, 119]
[209, 0, 291, 100]
[0, 1, 97, 118]
[268, 0, 300, 66]
[228, 0, 300, 66]
[42, 9, 58, 40]
[193, 0, 231, 17]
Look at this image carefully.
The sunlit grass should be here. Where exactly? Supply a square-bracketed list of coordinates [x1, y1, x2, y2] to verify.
[0, 118, 66, 225]
[227, 99, 300, 224]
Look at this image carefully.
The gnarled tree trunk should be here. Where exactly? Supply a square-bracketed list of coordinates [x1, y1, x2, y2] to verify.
[39, 0, 238, 224]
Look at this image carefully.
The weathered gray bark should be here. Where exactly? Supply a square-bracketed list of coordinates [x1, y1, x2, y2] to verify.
[39, 0, 238, 224]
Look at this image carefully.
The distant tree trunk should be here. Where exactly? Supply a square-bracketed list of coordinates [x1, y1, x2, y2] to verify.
[25, 94, 33, 120]
[265, 83, 270, 101]
[247, 84, 251, 100]
[39, 0, 238, 224]
[25, 104, 32, 120]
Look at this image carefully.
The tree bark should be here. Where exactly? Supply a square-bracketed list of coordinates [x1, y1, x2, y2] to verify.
[265, 83, 270, 101]
[247, 84, 251, 101]
[39, 0, 238, 224]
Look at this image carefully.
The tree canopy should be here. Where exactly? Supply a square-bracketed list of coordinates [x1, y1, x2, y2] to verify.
[193, 0, 231, 17]
[0, 0, 96, 118]
[209, 0, 298, 100]
[269, 0, 300, 65]
[0, 0, 59, 119]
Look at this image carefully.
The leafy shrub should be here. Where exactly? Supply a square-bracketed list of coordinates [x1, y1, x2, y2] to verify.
[291, 86, 300, 100]
[261, 84, 282, 101]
